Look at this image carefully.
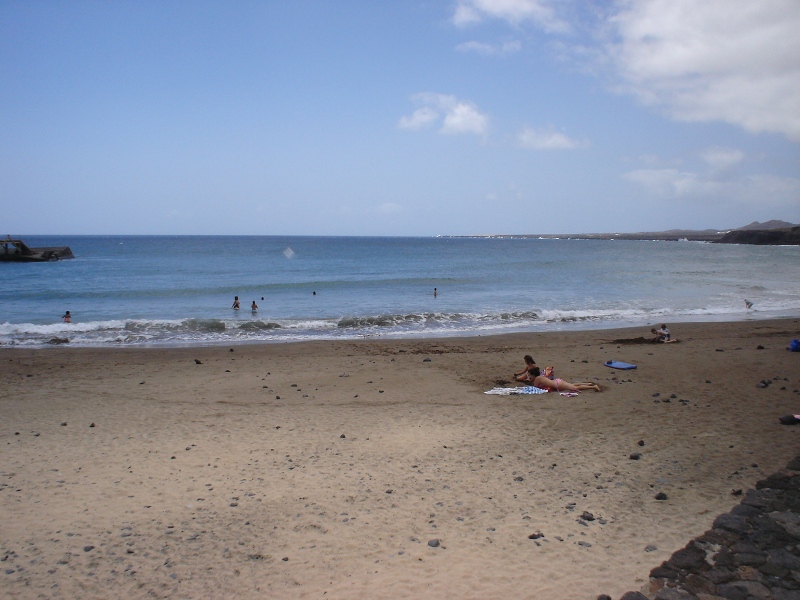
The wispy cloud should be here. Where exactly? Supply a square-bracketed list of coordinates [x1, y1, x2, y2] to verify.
[397, 106, 439, 131]
[456, 40, 522, 56]
[452, 0, 569, 33]
[605, 0, 800, 141]
[454, 0, 800, 142]
[700, 147, 745, 174]
[624, 148, 800, 208]
[517, 126, 588, 150]
[399, 93, 489, 136]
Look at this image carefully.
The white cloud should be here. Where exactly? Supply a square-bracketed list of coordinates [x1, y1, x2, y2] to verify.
[454, 1, 800, 142]
[517, 126, 588, 150]
[453, 0, 569, 33]
[624, 168, 708, 198]
[441, 102, 489, 135]
[456, 40, 522, 56]
[624, 165, 800, 208]
[701, 147, 744, 174]
[398, 106, 439, 131]
[606, 0, 800, 141]
[399, 93, 489, 136]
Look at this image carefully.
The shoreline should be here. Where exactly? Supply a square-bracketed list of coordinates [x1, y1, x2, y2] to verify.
[5, 312, 799, 350]
[2, 318, 799, 598]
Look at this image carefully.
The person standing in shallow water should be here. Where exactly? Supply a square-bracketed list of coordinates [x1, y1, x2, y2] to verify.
[231, 296, 240, 310]
[251, 300, 258, 313]
[62, 310, 71, 323]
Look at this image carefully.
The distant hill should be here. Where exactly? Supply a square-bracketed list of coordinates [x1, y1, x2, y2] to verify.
[735, 220, 797, 231]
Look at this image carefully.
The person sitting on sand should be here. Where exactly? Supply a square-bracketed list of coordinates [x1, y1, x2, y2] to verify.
[514, 355, 538, 383]
[530, 367, 601, 392]
[654, 324, 679, 343]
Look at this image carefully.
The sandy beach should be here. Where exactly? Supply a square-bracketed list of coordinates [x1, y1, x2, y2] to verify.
[2, 318, 799, 599]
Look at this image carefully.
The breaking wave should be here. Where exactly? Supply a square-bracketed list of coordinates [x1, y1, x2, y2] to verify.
[1, 302, 791, 348]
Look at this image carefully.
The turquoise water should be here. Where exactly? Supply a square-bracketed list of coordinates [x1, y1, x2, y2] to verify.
[1, 235, 798, 346]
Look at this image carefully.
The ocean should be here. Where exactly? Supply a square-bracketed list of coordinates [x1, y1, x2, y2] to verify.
[1, 235, 798, 347]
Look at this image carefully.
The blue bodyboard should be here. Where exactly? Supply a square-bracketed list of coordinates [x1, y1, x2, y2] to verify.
[604, 360, 637, 370]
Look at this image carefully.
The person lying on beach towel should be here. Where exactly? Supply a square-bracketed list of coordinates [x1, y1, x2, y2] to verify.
[529, 367, 602, 392]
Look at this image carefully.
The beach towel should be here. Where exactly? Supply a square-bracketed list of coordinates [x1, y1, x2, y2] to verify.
[604, 360, 637, 370]
[559, 391, 579, 397]
[484, 386, 548, 395]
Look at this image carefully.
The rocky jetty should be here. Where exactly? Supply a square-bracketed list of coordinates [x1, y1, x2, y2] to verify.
[607, 456, 800, 600]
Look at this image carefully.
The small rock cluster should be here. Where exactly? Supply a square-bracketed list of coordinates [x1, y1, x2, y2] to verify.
[606, 455, 800, 600]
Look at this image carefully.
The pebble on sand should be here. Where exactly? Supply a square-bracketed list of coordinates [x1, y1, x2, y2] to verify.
[427, 539, 440, 547]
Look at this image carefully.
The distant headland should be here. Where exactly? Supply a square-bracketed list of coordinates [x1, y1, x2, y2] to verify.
[448, 220, 800, 245]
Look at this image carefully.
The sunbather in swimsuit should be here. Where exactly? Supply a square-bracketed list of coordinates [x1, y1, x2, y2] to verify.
[533, 375, 601, 393]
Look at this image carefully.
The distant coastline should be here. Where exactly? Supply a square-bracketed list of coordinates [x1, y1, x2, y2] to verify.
[446, 220, 800, 245]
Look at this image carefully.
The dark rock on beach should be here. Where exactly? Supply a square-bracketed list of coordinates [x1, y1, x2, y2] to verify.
[612, 455, 800, 600]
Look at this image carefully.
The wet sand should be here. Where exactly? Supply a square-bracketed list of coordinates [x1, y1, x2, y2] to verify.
[1, 318, 799, 599]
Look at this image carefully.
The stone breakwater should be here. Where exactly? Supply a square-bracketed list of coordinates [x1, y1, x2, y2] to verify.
[603, 456, 800, 600]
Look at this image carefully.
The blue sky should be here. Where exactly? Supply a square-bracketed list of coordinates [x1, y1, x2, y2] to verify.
[2, 0, 799, 236]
